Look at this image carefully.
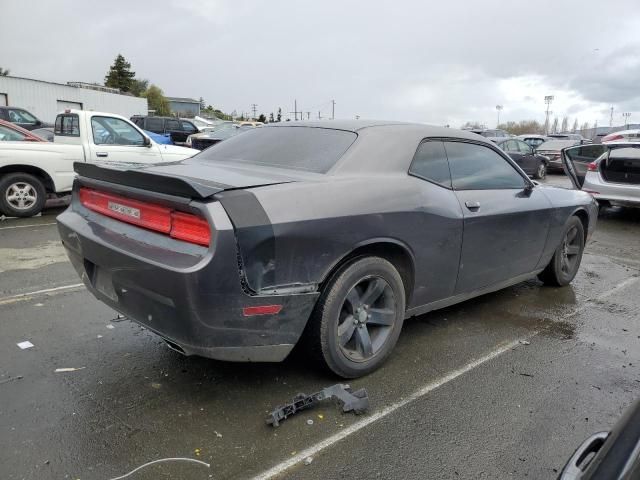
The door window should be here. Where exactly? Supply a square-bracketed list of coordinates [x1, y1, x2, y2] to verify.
[91, 116, 144, 146]
[409, 140, 451, 188]
[0, 125, 27, 141]
[501, 140, 517, 152]
[8, 109, 37, 125]
[145, 117, 164, 132]
[444, 141, 526, 190]
[166, 119, 181, 130]
[181, 121, 197, 133]
[516, 140, 532, 154]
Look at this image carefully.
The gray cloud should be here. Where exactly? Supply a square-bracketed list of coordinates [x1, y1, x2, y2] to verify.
[1, 0, 640, 127]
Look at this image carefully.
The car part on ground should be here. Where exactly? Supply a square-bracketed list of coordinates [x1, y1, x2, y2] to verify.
[57, 121, 598, 378]
[266, 384, 369, 427]
[563, 143, 640, 208]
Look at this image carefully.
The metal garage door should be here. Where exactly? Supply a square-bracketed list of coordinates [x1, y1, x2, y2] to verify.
[0, 94, 7, 106]
[57, 100, 83, 111]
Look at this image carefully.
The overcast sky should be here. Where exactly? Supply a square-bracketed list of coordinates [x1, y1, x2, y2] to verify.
[2, 0, 640, 128]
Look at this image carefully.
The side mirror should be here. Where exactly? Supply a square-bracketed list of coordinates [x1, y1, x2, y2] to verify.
[143, 136, 152, 147]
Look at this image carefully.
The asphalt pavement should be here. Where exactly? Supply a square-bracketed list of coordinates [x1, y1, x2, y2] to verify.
[1, 174, 639, 480]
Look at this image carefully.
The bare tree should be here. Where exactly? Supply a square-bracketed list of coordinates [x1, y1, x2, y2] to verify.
[551, 117, 559, 134]
[560, 117, 568, 133]
[572, 119, 578, 133]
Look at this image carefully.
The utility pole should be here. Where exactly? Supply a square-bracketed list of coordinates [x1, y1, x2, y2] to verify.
[544, 95, 554, 135]
[331, 99, 335, 120]
[623, 112, 631, 129]
[251, 104, 258, 120]
[305, 111, 311, 120]
[495, 105, 503, 127]
[609, 106, 614, 127]
[318, 111, 321, 120]
[290, 99, 301, 121]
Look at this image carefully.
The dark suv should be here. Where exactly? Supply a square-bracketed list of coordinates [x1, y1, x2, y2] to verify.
[0, 106, 52, 131]
[130, 116, 198, 145]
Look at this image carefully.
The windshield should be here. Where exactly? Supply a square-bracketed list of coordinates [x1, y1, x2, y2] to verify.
[196, 126, 357, 173]
[538, 139, 577, 150]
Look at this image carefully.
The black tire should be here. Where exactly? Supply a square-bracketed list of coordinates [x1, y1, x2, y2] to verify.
[307, 256, 406, 378]
[597, 200, 611, 209]
[534, 162, 547, 180]
[0, 173, 47, 218]
[538, 216, 585, 286]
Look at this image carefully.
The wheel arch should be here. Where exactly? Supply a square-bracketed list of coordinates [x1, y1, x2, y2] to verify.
[319, 238, 416, 307]
[0, 165, 56, 193]
[571, 207, 589, 242]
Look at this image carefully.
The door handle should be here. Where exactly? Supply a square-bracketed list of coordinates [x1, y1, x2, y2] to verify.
[96, 152, 108, 158]
[465, 201, 481, 211]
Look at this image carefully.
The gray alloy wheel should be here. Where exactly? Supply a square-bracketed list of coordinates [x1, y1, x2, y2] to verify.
[0, 173, 47, 218]
[337, 276, 396, 362]
[307, 256, 405, 378]
[534, 162, 547, 180]
[539, 216, 585, 287]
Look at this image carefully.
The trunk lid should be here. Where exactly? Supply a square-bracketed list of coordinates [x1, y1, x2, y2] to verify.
[75, 159, 304, 199]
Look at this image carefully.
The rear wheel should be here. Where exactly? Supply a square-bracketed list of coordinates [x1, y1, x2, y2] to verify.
[539, 216, 585, 286]
[307, 256, 405, 378]
[534, 162, 547, 180]
[0, 173, 47, 218]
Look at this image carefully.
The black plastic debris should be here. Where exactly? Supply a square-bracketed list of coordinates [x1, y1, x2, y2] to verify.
[266, 383, 369, 427]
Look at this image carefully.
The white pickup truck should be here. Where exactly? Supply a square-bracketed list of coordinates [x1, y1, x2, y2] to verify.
[0, 110, 198, 217]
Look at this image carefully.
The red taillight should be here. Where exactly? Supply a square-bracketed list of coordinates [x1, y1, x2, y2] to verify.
[79, 187, 210, 246]
[170, 211, 210, 246]
[602, 133, 624, 142]
[587, 161, 598, 171]
[242, 305, 283, 316]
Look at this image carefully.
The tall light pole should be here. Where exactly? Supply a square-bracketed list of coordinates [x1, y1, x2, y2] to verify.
[544, 95, 554, 135]
[623, 112, 631, 129]
[495, 105, 503, 127]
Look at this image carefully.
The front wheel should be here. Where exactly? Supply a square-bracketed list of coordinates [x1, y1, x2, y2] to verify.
[0, 173, 47, 218]
[534, 162, 547, 180]
[307, 256, 406, 378]
[538, 216, 585, 286]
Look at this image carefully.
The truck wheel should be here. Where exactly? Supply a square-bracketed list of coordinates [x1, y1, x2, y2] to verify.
[307, 256, 406, 378]
[538, 216, 585, 287]
[0, 173, 47, 218]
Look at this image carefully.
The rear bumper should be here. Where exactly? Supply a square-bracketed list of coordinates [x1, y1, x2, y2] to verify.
[57, 203, 319, 362]
[584, 173, 640, 206]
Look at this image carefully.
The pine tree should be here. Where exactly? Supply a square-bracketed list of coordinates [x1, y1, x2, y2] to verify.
[0, 67, 10, 76]
[269, 112, 274, 123]
[104, 54, 136, 93]
[276, 108, 282, 122]
[258, 113, 267, 123]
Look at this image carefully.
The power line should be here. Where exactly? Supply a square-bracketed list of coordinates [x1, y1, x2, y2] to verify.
[331, 99, 335, 120]
[289, 99, 301, 121]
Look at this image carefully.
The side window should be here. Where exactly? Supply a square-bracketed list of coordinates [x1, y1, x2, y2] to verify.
[181, 121, 197, 133]
[0, 125, 26, 141]
[502, 140, 516, 152]
[91, 116, 144, 146]
[54, 114, 80, 137]
[444, 141, 526, 190]
[517, 141, 532, 154]
[8, 109, 37, 125]
[408, 140, 451, 188]
[166, 119, 181, 130]
[145, 117, 164, 132]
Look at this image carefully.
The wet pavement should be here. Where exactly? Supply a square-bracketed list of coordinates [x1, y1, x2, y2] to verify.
[1, 174, 639, 479]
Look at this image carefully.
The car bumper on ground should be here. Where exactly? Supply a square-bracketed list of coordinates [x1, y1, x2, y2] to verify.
[56, 205, 319, 362]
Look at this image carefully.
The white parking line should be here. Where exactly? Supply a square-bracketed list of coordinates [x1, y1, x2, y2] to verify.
[0, 283, 85, 306]
[0, 222, 57, 230]
[251, 338, 523, 480]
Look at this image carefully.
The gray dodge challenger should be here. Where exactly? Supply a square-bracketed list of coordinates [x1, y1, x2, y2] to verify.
[57, 121, 598, 378]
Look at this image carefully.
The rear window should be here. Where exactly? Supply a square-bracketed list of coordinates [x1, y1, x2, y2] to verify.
[195, 126, 357, 173]
[538, 140, 577, 150]
[54, 114, 80, 137]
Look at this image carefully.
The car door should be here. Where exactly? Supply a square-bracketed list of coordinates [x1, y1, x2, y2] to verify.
[562, 144, 608, 189]
[165, 118, 186, 144]
[87, 115, 162, 164]
[502, 140, 528, 171]
[516, 140, 538, 174]
[444, 140, 552, 293]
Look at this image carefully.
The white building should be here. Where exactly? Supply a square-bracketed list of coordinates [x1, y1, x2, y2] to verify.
[0, 76, 148, 122]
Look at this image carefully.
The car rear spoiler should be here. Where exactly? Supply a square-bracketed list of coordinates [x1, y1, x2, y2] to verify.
[74, 162, 229, 199]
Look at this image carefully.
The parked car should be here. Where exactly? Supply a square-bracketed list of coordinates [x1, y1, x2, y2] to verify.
[186, 123, 254, 150]
[0, 106, 52, 131]
[562, 142, 640, 208]
[31, 127, 54, 142]
[560, 399, 640, 479]
[0, 119, 48, 142]
[468, 128, 511, 143]
[601, 129, 640, 143]
[57, 121, 597, 378]
[130, 116, 199, 145]
[537, 139, 584, 172]
[0, 110, 197, 217]
[549, 133, 591, 144]
[517, 134, 549, 149]
[496, 138, 549, 179]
